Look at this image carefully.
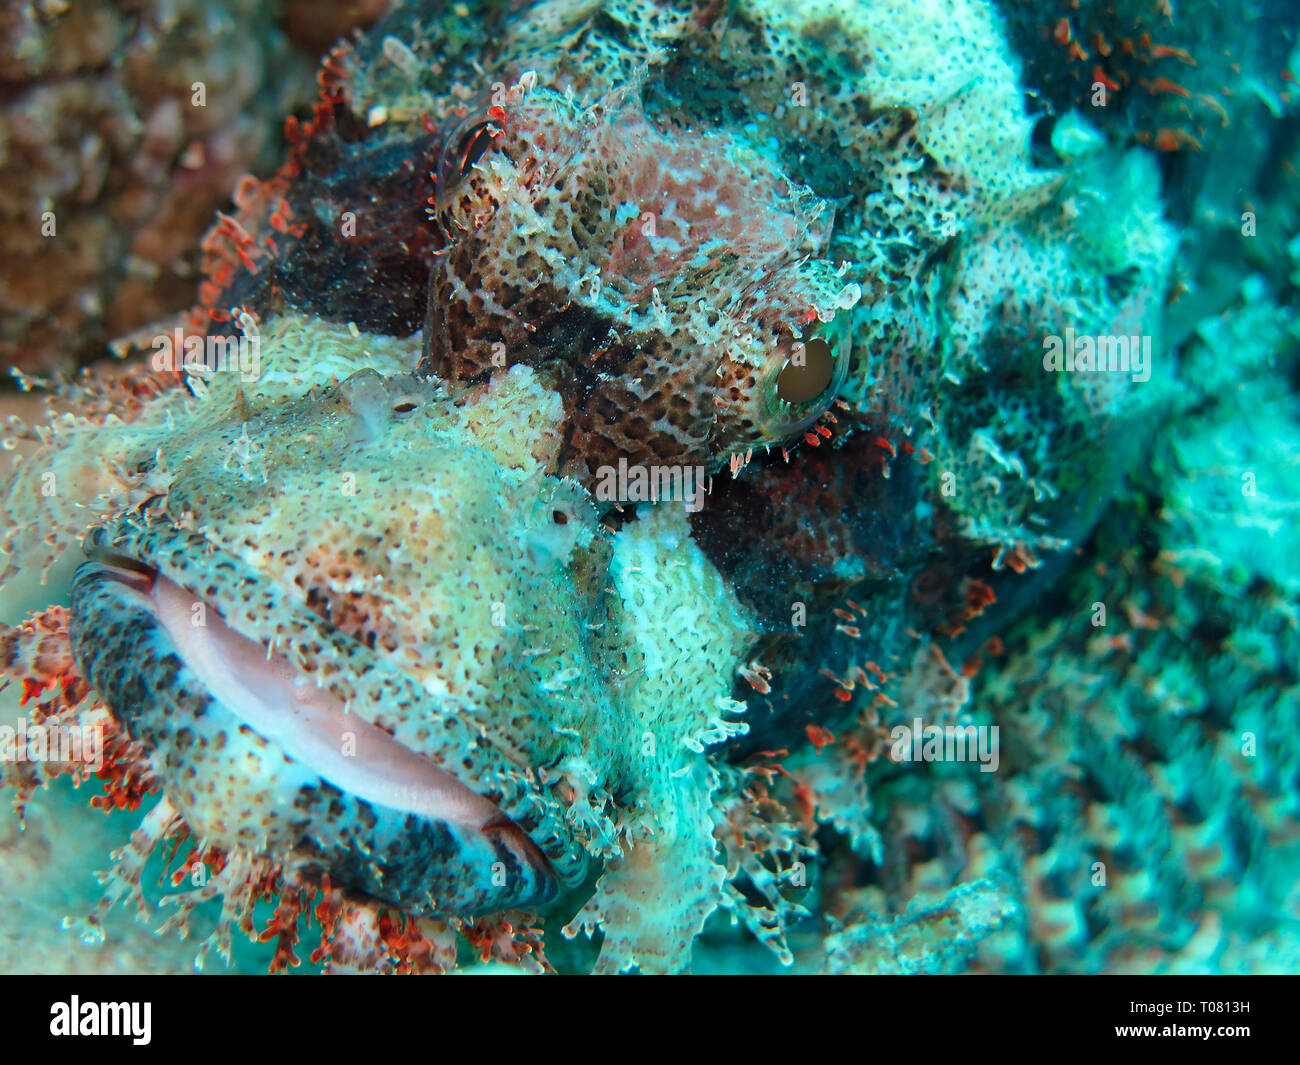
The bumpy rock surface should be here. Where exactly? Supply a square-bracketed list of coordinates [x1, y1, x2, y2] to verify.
[0, 0, 387, 374]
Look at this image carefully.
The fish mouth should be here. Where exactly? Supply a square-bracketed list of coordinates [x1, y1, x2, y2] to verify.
[70, 553, 562, 916]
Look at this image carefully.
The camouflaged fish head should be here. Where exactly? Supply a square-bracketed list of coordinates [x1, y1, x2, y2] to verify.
[1, 314, 759, 972]
[0, 326, 610, 971]
[425, 80, 861, 480]
[0, 0, 1178, 975]
[66, 350, 614, 919]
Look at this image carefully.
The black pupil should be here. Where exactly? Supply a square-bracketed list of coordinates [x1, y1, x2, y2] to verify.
[460, 125, 494, 176]
[776, 336, 834, 404]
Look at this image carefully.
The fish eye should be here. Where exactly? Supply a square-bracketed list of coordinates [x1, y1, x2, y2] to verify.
[776, 335, 835, 404]
[757, 319, 852, 440]
[456, 122, 496, 177]
[434, 113, 507, 224]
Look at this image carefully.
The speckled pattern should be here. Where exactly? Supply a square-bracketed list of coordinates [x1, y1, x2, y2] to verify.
[3, 0, 1291, 976]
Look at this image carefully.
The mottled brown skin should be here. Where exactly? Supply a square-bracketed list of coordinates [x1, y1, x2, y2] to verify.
[422, 86, 857, 484]
[192, 40, 856, 492]
[172, 0, 1063, 803]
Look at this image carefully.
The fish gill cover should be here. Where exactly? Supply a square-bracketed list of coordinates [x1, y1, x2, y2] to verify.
[0, 0, 1294, 978]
